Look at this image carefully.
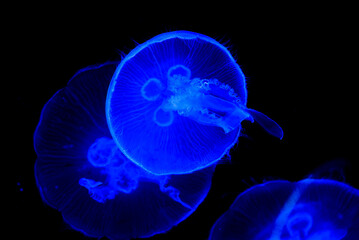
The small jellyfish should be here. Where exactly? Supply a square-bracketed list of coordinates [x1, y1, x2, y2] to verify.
[34, 62, 214, 239]
[106, 30, 283, 175]
[209, 179, 359, 240]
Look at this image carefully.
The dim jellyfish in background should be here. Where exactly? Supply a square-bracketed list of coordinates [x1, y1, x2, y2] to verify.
[106, 30, 283, 175]
[209, 179, 359, 240]
[34, 62, 214, 240]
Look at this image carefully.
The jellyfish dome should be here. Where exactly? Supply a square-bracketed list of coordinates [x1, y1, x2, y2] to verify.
[106, 30, 283, 175]
[209, 179, 359, 240]
[34, 62, 214, 240]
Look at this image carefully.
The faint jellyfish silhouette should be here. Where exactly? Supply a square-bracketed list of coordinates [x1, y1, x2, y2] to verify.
[106, 30, 283, 175]
[209, 179, 359, 240]
[309, 158, 349, 183]
[34, 62, 214, 240]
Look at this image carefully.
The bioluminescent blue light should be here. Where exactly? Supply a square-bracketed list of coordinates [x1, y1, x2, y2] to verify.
[209, 179, 359, 240]
[34, 62, 214, 240]
[106, 30, 283, 175]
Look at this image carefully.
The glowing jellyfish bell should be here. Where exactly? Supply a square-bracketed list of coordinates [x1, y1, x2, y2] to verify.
[34, 62, 214, 240]
[209, 179, 359, 240]
[106, 30, 283, 175]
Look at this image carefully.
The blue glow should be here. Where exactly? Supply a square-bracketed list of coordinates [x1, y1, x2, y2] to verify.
[162, 64, 252, 133]
[106, 30, 283, 175]
[80, 136, 195, 203]
[141, 77, 164, 101]
[153, 105, 174, 127]
[87, 137, 116, 167]
[209, 179, 359, 240]
[286, 211, 313, 238]
[34, 62, 213, 239]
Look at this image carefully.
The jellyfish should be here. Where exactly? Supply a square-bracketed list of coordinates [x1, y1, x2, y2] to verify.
[34, 62, 214, 240]
[209, 179, 359, 240]
[106, 30, 283, 175]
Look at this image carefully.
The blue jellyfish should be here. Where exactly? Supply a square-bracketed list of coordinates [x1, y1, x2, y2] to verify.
[209, 179, 359, 240]
[34, 62, 214, 239]
[106, 30, 283, 175]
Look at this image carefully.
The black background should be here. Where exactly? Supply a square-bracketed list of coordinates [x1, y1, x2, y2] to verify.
[10, 3, 357, 240]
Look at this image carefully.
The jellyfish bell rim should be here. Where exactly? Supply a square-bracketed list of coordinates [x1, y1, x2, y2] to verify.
[231, 180, 292, 210]
[34, 160, 57, 209]
[298, 178, 359, 196]
[106, 30, 247, 175]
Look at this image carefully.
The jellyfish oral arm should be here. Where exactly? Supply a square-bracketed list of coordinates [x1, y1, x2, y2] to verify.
[162, 91, 283, 138]
[186, 94, 252, 134]
[79, 178, 116, 203]
[145, 64, 283, 138]
[159, 180, 193, 210]
[80, 137, 196, 208]
[245, 108, 284, 139]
